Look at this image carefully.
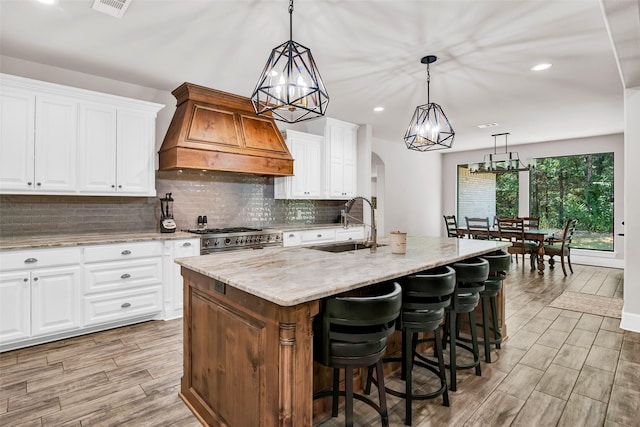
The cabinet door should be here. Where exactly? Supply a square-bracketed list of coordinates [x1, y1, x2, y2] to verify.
[170, 239, 199, 316]
[78, 103, 117, 193]
[0, 87, 35, 192]
[34, 95, 78, 193]
[341, 129, 358, 198]
[0, 271, 31, 343]
[117, 109, 155, 195]
[290, 132, 323, 199]
[328, 125, 346, 198]
[31, 266, 82, 337]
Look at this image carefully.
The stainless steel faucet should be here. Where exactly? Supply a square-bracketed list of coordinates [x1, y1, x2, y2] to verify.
[343, 196, 377, 253]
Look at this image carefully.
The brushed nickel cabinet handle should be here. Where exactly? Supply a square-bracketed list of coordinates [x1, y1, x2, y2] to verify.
[121, 250, 131, 255]
[120, 273, 131, 279]
[121, 302, 131, 308]
[24, 258, 38, 263]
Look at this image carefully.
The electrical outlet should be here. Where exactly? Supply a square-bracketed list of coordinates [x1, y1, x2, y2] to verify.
[214, 280, 225, 294]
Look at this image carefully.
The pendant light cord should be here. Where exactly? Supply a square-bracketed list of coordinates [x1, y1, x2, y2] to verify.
[426, 62, 431, 104]
[289, 0, 294, 41]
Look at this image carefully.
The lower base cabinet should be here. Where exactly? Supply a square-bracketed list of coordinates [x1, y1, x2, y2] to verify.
[0, 237, 198, 352]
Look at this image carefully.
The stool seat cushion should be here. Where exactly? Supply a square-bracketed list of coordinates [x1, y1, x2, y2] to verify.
[452, 258, 490, 283]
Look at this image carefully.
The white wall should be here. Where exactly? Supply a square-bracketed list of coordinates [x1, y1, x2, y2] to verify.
[372, 138, 442, 237]
[442, 134, 625, 267]
[622, 86, 640, 332]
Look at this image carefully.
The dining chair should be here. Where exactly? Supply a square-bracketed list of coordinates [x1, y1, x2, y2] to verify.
[544, 219, 578, 276]
[496, 217, 537, 272]
[465, 217, 492, 240]
[519, 217, 540, 229]
[443, 215, 463, 238]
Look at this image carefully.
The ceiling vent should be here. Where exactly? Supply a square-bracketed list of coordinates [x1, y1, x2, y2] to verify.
[91, 0, 133, 18]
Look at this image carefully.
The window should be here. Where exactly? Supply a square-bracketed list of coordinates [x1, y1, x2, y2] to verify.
[529, 153, 614, 251]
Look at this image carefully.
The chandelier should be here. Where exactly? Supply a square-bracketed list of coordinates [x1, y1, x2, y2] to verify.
[404, 55, 455, 151]
[468, 133, 535, 174]
[251, 0, 329, 123]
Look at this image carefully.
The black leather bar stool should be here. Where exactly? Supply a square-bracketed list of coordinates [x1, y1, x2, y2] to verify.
[444, 257, 489, 391]
[313, 282, 402, 427]
[365, 266, 456, 426]
[478, 250, 511, 362]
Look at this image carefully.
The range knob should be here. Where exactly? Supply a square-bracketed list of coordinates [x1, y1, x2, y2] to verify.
[224, 238, 231, 245]
[203, 239, 210, 247]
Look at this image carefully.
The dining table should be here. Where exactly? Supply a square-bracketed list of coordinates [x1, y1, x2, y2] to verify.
[458, 227, 556, 274]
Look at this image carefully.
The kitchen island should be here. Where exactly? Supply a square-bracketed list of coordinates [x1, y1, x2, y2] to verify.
[175, 236, 508, 427]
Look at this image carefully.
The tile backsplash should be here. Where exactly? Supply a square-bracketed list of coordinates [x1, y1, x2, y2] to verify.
[0, 170, 353, 237]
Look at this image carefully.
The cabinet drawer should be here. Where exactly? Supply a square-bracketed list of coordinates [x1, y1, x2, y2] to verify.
[0, 247, 82, 271]
[282, 232, 301, 247]
[84, 258, 162, 294]
[83, 286, 162, 326]
[335, 227, 366, 242]
[84, 241, 162, 263]
[300, 228, 336, 245]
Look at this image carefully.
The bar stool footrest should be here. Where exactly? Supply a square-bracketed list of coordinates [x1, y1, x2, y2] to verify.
[313, 390, 389, 426]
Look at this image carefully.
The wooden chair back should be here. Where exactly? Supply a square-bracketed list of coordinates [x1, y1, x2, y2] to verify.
[465, 217, 491, 240]
[443, 215, 461, 238]
[559, 219, 578, 251]
[519, 217, 540, 229]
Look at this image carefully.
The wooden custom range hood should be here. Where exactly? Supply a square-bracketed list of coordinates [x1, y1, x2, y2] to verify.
[158, 83, 293, 176]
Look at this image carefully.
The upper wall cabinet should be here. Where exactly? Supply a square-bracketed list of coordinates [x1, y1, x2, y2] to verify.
[0, 74, 164, 197]
[306, 117, 359, 200]
[274, 130, 323, 199]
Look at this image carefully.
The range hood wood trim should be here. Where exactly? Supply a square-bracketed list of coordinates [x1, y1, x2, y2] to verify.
[159, 83, 294, 176]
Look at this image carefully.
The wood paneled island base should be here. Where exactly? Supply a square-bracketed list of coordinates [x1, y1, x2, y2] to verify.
[180, 268, 319, 426]
[176, 236, 508, 426]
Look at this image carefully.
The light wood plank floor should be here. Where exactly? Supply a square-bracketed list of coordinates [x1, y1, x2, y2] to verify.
[1, 261, 637, 426]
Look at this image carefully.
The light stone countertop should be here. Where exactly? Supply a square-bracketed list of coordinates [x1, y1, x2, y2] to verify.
[0, 231, 198, 250]
[176, 235, 509, 307]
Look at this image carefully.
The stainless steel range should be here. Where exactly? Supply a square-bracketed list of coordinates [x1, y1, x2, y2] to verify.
[184, 227, 282, 254]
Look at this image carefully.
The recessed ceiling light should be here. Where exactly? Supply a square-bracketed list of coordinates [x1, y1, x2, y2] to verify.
[373, 106, 384, 112]
[477, 122, 499, 129]
[531, 63, 552, 71]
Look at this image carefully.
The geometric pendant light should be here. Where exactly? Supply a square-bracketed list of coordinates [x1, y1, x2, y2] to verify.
[404, 55, 455, 151]
[251, 0, 330, 123]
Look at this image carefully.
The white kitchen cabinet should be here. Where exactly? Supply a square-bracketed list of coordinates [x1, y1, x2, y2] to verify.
[0, 247, 83, 348]
[78, 105, 157, 195]
[0, 86, 35, 191]
[282, 226, 365, 247]
[275, 130, 323, 199]
[0, 87, 77, 193]
[0, 271, 31, 343]
[307, 117, 359, 199]
[116, 109, 157, 195]
[0, 73, 163, 197]
[31, 266, 82, 337]
[78, 103, 117, 193]
[163, 238, 200, 319]
[83, 241, 163, 327]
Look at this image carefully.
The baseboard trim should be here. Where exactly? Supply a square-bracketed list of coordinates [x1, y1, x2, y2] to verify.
[571, 255, 624, 269]
[620, 310, 640, 333]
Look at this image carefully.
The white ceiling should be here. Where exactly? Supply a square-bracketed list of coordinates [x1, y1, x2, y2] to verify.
[1, 0, 638, 152]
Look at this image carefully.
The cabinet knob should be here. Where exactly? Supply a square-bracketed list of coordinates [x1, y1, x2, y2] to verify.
[36, 182, 42, 186]
[27, 182, 32, 186]
[24, 258, 38, 264]
[33, 277, 39, 282]
[288, 234, 295, 238]
[182, 242, 192, 247]
[317, 234, 322, 238]
[121, 302, 131, 308]
[121, 250, 131, 255]
[118, 185, 122, 188]
[23, 278, 28, 282]
[111, 184, 115, 188]
[120, 273, 131, 279]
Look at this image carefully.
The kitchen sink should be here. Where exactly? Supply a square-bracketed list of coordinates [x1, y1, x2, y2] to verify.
[308, 242, 386, 253]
